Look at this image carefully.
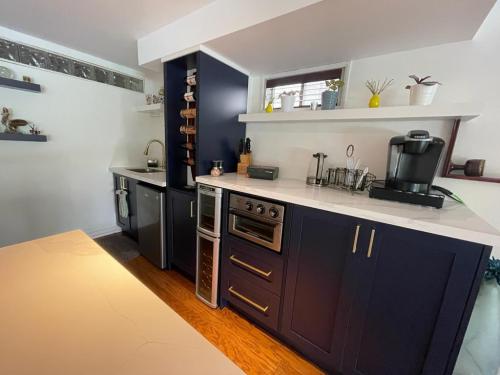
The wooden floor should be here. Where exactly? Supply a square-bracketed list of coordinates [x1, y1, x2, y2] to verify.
[96, 234, 322, 375]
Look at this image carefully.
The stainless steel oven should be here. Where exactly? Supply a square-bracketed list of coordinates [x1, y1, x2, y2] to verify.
[228, 193, 285, 253]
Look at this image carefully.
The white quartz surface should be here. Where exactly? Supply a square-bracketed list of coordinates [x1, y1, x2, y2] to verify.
[197, 173, 500, 247]
[110, 167, 166, 187]
[0, 231, 242, 375]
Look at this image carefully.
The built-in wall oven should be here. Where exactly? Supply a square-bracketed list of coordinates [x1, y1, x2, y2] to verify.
[196, 184, 222, 308]
[228, 193, 285, 253]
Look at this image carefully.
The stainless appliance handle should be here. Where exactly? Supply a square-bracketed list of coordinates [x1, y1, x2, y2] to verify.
[190, 200, 195, 218]
[228, 208, 281, 225]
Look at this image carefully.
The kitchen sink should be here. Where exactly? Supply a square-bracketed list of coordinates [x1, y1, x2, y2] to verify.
[127, 168, 165, 174]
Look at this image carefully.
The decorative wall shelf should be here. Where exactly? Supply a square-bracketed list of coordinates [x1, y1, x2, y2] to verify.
[0, 77, 41, 93]
[134, 103, 163, 117]
[238, 104, 481, 123]
[0, 133, 47, 142]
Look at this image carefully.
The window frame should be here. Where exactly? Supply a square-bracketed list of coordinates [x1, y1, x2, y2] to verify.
[263, 63, 350, 110]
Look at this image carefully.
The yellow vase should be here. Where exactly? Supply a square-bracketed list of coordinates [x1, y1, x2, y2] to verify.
[369, 94, 380, 108]
[265, 102, 273, 113]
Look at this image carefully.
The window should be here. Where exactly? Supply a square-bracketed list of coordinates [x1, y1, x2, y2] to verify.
[265, 68, 344, 109]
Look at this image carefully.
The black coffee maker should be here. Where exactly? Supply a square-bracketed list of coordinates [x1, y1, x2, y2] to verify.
[370, 130, 446, 208]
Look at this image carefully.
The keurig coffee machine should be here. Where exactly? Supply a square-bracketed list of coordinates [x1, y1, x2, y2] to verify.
[369, 130, 446, 208]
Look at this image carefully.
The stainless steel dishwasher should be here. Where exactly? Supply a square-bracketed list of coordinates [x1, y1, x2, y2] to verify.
[137, 184, 167, 269]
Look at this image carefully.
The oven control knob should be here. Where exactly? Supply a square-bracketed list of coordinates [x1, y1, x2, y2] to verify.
[245, 201, 253, 211]
[256, 204, 265, 214]
[269, 207, 279, 218]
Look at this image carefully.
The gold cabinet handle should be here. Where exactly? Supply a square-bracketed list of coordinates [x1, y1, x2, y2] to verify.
[230, 255, 272, 278]
[367, 229, 376, 258]
[228, 286, 269, 314]
[352, 225, 361, 253]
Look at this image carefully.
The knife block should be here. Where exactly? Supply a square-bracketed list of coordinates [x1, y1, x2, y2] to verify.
[237, 153, 252, 175]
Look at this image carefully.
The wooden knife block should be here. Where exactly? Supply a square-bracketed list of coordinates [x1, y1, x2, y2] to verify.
[237, 153, 252, 174]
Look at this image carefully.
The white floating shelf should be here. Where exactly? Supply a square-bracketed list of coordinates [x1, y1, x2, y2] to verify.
[239, 104, 481, 123]
[134, 103, 164, 116]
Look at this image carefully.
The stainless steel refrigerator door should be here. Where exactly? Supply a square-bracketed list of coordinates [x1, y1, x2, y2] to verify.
[196, 231, 220, 308]
[197, 184, 222, 237]
[137, 185, 166, 269]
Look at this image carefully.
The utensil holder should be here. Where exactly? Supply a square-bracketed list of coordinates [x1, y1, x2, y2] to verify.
[327, 168, 376, 192]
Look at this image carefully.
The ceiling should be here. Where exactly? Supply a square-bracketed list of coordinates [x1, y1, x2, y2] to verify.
[206, 0, 496, 75]
[0, 0, 215, 69]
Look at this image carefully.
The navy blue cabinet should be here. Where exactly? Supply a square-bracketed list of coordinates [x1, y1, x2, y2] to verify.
[281, 205, 363, 372]
[341, 223, 489, 375]
[281, 204, 490, 375]
[167, 188, 197, 278]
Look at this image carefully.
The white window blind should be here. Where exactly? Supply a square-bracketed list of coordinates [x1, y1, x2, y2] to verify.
[265, 68, 343, 109]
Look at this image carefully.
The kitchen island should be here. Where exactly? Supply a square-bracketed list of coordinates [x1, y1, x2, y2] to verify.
[0, 230, 242, 375]
[197, 173, 500, 247]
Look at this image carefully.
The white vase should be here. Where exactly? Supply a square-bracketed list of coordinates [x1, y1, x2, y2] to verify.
[281, 95, 296, 112]
[408, 84, 439, 106]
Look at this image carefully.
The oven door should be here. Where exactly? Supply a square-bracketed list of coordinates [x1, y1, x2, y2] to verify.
[197, 186, 222, 237]
[228, 209, 283, 253]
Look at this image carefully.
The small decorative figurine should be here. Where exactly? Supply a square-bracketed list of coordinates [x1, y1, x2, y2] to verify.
[1, 107, 29, 133]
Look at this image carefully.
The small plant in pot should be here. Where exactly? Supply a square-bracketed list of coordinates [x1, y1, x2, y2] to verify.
[322, 80, 344, 110]
[406, 75, 442, 106]
[280, 91, 298, 112]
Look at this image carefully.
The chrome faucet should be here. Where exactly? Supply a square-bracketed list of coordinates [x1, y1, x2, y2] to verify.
[144, 139, 165, 169]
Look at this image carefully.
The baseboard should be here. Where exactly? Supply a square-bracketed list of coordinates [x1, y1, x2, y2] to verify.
[87, 225, 122, 239]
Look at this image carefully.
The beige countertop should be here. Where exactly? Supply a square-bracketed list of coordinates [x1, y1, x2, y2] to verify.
[197, 173, 500, 247]
[110, 167, 167, 187]
[0, 230, 242, 375]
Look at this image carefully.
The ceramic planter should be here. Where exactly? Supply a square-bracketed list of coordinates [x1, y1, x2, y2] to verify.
[280, 95, 296, 112]
[321, 90, 338, 110]
[408, 84, 439, 106]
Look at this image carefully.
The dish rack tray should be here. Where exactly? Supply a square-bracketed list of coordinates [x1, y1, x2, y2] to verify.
[327, 168, 376, 192]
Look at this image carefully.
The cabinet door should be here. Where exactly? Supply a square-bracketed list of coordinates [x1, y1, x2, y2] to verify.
[281, 205, 362, 372]
[342, 224, 487, 375]
[167, 189, 197, 278]
[127, 178, 138, 241]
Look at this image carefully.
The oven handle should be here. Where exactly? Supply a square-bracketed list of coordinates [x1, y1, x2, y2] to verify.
[228, 208, 281, 225]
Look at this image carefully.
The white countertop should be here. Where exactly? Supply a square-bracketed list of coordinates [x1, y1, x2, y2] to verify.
[110, 167, 166, 187]
[0, 231, 242, 375]
[196, 173, 500, 247]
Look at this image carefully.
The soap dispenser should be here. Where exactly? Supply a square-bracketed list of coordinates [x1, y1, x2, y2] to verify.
[306, 152, 328, 187]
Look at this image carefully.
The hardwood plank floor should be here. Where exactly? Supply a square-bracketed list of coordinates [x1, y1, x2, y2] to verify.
[96, 234, 322, 375]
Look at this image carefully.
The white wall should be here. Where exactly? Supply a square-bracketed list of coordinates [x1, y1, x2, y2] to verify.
[0, 29, 164, 247]
[246, 2, 500, 255]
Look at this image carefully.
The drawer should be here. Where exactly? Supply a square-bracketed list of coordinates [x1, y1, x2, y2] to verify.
[222, 271, 281, 332]
[223, 237, 284, 295]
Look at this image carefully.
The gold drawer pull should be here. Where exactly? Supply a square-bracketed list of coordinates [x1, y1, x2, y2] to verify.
[367, 229, 376, 258]
[352, 225, 361, 253]
[228, 286, 269, 313]
[230, 255, 272, 278]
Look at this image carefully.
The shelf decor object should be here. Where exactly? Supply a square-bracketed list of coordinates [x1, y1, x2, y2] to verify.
[441, 120, 500, 183]
[0, 133, 47, 142]
[0, 76, 41, 92]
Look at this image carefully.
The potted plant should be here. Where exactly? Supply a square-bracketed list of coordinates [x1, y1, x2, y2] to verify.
[322, 80, 344, 110]
[365, 78, 393, 108]
[280, 91, 298, 112]
[405, 75, 441, 106]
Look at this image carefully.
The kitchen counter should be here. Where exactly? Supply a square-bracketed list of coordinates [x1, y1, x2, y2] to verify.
[196, 173, 500, 247]
[0, 231, 242, 375]
[110, 167, 166, 187]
